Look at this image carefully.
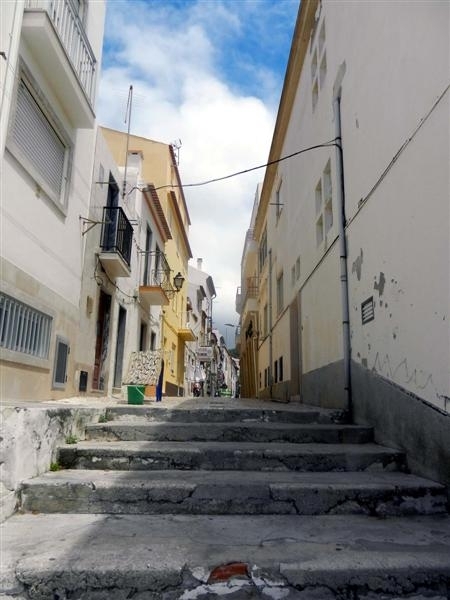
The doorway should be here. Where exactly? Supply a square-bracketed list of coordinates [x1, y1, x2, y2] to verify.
[93, 291, 111, 390]
[113, 305, 127, 388]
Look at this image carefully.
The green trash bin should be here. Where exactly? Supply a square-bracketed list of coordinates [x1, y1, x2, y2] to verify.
[127, 385, 145, 405]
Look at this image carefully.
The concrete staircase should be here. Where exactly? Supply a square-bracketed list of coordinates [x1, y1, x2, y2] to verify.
[3, 399, 450, 599]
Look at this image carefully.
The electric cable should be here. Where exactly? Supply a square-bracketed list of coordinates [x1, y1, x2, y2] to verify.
[153, 138, 340, 192]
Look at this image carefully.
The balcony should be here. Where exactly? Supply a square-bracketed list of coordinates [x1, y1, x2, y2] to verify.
[139, 252, 172, 309]
[99, 207, 133, 279]
[178, 312, 196, 342]
[23, 0, 97, 128]
[241, 276, 259, 314]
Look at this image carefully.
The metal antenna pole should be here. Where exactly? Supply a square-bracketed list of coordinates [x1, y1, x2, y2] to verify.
[122, 85, 133, 200]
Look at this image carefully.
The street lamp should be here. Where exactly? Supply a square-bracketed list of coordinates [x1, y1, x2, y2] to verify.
[173, 272, 185, 292]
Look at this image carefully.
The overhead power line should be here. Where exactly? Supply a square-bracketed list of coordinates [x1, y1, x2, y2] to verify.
[153, 138, 340, 192]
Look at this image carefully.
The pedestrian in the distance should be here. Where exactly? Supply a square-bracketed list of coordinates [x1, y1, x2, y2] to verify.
[156, 359, 164, 402]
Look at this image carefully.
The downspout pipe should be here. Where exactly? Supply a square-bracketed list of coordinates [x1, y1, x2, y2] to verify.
[268, 248, 273, 397]
[333, 87, 352, 418]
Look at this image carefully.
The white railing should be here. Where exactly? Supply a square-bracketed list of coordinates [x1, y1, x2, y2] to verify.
[25, 0, 97, 106]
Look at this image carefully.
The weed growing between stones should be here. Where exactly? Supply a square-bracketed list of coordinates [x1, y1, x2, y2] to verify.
[65, 434, 78, 444]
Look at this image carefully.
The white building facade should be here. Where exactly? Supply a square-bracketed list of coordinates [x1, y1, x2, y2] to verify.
[78, 130, 173, 396]
[253, 0, 449, 483]
[185, 259, 216, 396]
[1, 0, 106, 400]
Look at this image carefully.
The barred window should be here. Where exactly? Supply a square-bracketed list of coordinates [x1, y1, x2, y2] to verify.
[0, 293, 52, 359]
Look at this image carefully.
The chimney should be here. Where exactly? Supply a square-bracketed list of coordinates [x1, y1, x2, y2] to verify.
[197, 258, 203, 270]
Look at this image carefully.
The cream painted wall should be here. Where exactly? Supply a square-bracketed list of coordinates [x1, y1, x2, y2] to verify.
[254, 0, 449, 411]
[100, 128, 192, 395]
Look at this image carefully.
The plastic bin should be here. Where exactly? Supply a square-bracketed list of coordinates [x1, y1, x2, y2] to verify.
[127, 385, 145, 405]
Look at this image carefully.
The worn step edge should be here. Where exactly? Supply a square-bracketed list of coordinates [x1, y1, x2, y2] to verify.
[20, 469, 448, 516]
[57, 442, 406, 472]
[4, 511, 450, 600]
[105, 405, 349, 424]
[85, 422, 374, 444]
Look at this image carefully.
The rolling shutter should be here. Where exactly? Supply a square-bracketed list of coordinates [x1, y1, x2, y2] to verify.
[12, 79, 66, 199]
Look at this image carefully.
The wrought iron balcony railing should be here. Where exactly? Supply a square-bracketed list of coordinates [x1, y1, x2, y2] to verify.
[25, 0, 97, 106]
[143, 251, 174, 293]
[100, 207, 133, 267]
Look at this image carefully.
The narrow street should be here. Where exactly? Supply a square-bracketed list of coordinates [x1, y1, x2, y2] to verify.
[2, 396, 449, 599]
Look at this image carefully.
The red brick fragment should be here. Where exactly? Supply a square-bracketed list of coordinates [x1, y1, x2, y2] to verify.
[208, 562, 249, 583]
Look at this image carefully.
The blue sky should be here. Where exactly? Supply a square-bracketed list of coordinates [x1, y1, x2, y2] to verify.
[98, 0, 300, 337]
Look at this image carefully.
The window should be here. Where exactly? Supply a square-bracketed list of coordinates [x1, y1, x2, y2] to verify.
[291, 265, 296, 287]
[319, 52, 327, 88]
[53, 336, 69, 388]
[275, 180, 283, 220]
[276, 272, 284, 315]
[274, 360, 278, 384]
[140, 322, 147, 351]
[259, 228, 268, 271]
[0, 293, 52, 358]
[311, 17, 326, 111]
[318, 20, 326, 55]
[315, 159, 333, 246]
[263, 303, 268, 336]
[323, 160, 333, 232]
[295, 257, 301, 280]
[143, 225, 153, 285]
[279, 356, 283, 382]
[8, 69, 71, 211]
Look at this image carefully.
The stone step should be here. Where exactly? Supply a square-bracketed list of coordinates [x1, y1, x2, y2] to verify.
[20, 469, 448, 516]
[2, 513, 450, 599]
[104, 403, 348, 424]
[85, 421, 373, 444]
[57, 441, 406, 472]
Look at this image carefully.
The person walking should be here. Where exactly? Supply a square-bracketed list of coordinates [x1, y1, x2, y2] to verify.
[156, 359, 164, 402]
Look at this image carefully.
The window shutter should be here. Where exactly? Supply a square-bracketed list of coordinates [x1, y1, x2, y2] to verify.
[53, 337, 69, 388]
[13, 80, 66, 199]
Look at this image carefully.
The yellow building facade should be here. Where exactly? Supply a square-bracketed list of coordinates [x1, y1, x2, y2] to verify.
[101, 128, 194, 396]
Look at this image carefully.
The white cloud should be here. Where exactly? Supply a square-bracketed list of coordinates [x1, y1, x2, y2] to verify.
[97, 0, 294, 336]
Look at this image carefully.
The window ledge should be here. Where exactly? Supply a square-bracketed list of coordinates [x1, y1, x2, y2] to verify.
[0, 348, 51, 371]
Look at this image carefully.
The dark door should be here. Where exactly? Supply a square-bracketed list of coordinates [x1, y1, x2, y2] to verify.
[113, 306, 127, 388]
[93, 291, 111, 390]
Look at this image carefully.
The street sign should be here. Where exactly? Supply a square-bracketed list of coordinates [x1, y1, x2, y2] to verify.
[197, 346, 213, 361]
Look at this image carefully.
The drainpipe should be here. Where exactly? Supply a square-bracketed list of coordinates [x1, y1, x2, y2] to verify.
[333, 83, 352, 418]
[268, 248, 273, 397]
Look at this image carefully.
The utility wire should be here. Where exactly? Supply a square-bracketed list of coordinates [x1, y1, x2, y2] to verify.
[346, 81, 450, 227]
[153, 138, 340, 192]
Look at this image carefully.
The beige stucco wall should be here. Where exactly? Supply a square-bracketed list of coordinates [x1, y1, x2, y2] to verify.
[254, 0, 449, 411]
